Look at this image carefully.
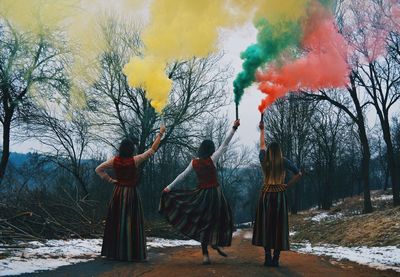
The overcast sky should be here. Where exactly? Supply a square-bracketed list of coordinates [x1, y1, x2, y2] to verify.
[7, 2, 389, 155]
[11, 20, 265, 154]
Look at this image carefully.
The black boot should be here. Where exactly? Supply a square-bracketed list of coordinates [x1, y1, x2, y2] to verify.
[272, 249, 281, 267]
[211, 245, 228, 257]
[264, 248, 272, 266]
[202, 243, 211, 265]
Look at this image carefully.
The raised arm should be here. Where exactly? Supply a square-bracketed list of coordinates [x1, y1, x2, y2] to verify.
[259, 116, 266, 150]
[134, 125, 166, 166]
[95, 158, 117, 184]
[163, 162, 193, 192]
[151, 124, 166, 152]
[211, 120, 240, 163]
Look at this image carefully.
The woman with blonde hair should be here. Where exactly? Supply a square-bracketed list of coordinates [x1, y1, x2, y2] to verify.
[252, 118, 302, 267]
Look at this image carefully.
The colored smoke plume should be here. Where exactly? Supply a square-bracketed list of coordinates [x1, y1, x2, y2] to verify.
[0, 0, 145, 108]
[123, 0, 262, 113]
[257, 5, 350, 112]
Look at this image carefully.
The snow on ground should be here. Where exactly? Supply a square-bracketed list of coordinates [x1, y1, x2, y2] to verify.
[233, 225, 254, 239]
[0, 237, 200, 276]
[371, 194, 393, 201]
[147, 237, 200, 248]
[236, 222, 252, 228]
[292, 242, 400, 273]
[307, 212, 344, 222]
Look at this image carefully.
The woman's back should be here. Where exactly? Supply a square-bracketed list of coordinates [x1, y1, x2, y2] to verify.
[192, 157, 218, 189]
[113, 156, 138, 187]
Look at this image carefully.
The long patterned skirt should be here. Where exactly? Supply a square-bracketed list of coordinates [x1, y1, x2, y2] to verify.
[252, 191, 290, 250]
[159, 186, 233, 246]
[101, 185, 147, 261]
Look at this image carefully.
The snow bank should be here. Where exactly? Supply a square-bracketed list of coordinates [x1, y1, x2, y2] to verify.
[292, 242, 400, 273]
[0, 237, 200, 276]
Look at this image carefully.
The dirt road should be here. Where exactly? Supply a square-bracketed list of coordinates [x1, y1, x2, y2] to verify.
[20, 230, 398, 277]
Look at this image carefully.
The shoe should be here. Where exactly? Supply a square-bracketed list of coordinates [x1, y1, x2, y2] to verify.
[264, 255, 272, 266]
[211, 245, 228, 257]
[271, 256, 280, 267]
[202, 254, 211, 265]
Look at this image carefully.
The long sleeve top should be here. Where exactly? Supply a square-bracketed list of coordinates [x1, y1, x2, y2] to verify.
[95, 148, 155, 182]
[166, 128, 236, 190]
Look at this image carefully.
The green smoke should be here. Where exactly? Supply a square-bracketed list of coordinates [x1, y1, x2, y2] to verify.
[233, 18, 302, 104]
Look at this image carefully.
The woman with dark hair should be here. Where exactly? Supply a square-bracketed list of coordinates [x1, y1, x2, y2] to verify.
[95, 125, 166, 261]
[159, 120, 240, 265]
[252, 118, 302, 267]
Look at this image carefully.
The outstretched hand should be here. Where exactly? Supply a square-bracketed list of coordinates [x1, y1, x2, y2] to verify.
[259, 121, 264, 130]
[233, 119, 240, 128]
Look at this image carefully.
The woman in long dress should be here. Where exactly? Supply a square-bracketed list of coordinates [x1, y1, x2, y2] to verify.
[95, 125, 165, 261]
[159, 120, 240, 264]
[252, 119, 302, 267]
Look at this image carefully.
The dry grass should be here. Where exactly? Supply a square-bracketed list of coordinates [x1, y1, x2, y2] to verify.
[290, 190, 400, 247]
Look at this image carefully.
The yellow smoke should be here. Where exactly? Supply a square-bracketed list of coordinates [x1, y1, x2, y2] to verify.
[123, 0, 311, 113]
[0, 0, 76, 34]
[0, 0, 312, 113]
[124, 0, 242, 113]
[124, 56, 173, 113]
[0, 0, 144, 109]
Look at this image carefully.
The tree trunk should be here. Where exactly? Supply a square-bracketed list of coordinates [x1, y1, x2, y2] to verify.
[349, 81, 373, 213]
[0, 111, 13, 185]
[384, 168, 389, 191]
[381, 121, 400, 206]
[358, 126, 373, 213]
[321, 165, 332, 210]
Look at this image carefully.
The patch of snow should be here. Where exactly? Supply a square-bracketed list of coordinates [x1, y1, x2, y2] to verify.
[0, 239, 102, 276]
[235, 222, 252, 228]
[308, 212, 344, 222]
[292, 242, 400, 273]
[332, 200, 343, 207]
[289, 231, 297, 237]
[147, 237, 200, 248]
[0, 237, 200, 276]
[371, 194, 393, 201]
[232, 229, 252, 239]
[233, 229, 242, 237]
[308, 205, 319, 211]
[243, 231, 253, 239]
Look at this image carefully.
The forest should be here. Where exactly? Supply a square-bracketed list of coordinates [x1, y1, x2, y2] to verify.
[0, 0, 399, 245]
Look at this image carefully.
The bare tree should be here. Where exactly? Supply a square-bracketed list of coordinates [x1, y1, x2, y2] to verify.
[0, 21, 68, 184]
[310, 104, 348, 210]
[90, 18, 229, 155]
[25, 102, 94, 198]
[346, 0, 400, 205]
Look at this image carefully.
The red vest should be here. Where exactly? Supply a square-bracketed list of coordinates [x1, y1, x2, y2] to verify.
[113, 156, 138, 187]
[192, 157, 219, 189]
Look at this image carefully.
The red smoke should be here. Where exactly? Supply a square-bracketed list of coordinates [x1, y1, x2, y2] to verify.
[257, 13, 350, 112]
[390, 0, 400, 33]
